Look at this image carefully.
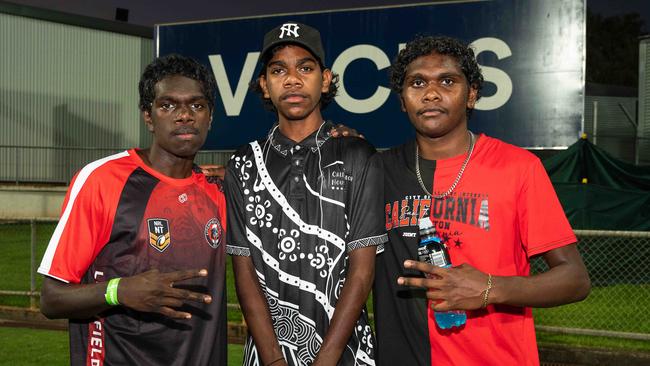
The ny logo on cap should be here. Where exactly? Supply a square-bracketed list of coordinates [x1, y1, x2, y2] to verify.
[279, 23, 300, 39]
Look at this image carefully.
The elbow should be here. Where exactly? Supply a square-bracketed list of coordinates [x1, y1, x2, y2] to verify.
[39, 295, 59, 319]
[570, 269, 591, 303]
[39, 284, 65, 319]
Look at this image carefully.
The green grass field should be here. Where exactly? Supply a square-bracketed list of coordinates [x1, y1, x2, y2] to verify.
[533, 284, 650, 333]
[0, 327, 244, 365]
[1, 222, 649, 357]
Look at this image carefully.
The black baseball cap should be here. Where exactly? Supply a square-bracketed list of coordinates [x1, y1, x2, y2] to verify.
[261, 22, 326, 66]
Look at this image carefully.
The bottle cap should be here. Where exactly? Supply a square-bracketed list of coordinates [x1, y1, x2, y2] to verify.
[418, 217, 434, 231]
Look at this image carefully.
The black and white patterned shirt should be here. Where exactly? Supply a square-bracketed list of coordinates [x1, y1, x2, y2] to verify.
[225, 121, 387, 366]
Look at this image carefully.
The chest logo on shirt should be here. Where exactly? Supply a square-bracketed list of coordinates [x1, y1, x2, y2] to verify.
[324, 163, 352, 191]
[148, 218, 171, 252]
[204, 218, 223, 249]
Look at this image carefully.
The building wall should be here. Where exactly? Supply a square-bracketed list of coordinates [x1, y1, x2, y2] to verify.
[0, 11, 153, 182]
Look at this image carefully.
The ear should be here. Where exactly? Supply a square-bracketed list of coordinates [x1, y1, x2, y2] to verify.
[259, 76, 270, 99]
[466, 84, 479, 110]
[142, 110, 154, 132]
[321, 69, 333, 93]
[208, 116, 213, 131]
[399, 95, 406, 113]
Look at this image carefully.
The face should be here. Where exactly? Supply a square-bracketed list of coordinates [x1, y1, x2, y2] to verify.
[143, 75, 212, 158]
[259, 45, 332, 122]
[400, 52, 478, 139]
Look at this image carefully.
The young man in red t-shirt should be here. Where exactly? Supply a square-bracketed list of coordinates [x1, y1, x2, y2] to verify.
[373, 36, 591, 366]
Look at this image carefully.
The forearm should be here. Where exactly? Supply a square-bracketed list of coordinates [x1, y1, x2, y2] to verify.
[490, 245, 590, 308]
[233, 256, 285, 365]
[40, 277, 111, 319]
[315, 247, 376, 365]
[41, 268, 211, 320]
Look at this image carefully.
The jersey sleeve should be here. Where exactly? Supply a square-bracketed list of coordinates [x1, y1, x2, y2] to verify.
[518, 157, 577, 257]
[345, 140, 388, 253]
[37, 167, 115, 283]
[224, 153, 251, 257]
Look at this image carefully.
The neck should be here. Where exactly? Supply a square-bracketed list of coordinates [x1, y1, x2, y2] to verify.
[138, 147, 195, 179]
[278, 111, 324, 142]
[416, 127, 472, 160]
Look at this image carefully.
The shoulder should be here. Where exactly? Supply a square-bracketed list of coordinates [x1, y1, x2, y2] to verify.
[192, 165, 224, 192]
[379, 141, 410, 165]
[227, 142, 257, 166]
[72, 150, 134, 189]
[329, 136, 377, 160]
[479, 135, 541, 167]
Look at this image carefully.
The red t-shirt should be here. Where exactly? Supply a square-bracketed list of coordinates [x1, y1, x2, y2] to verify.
[427, 135, 576, 366]
[38, 149, 227, 366]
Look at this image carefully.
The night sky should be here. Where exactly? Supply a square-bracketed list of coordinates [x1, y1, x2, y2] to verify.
[4, 0, 650, 30]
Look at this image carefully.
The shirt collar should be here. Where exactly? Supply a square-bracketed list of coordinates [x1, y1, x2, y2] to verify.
[269, 121, 334, 156]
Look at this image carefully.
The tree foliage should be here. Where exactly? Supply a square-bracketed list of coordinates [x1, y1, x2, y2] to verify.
[587, 9, 646, 87]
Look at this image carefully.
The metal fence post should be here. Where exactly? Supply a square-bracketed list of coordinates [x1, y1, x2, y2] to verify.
[15, 146, 19, 185]
[30, 219, 37, 309]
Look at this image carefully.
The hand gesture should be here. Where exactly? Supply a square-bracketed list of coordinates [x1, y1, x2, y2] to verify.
[118, 268, 212, 319]
[397, 261, 490, 311]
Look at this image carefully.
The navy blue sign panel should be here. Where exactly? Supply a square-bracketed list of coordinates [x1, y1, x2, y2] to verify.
[157, 0, 584, 149]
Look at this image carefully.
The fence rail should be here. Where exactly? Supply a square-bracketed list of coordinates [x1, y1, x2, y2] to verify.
[1, 138, 649, 184]
[0, 146, 233, 184]
[1, 219, 648, 340]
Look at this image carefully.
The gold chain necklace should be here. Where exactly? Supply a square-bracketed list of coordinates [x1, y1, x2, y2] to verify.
[415, 131, 475, 199]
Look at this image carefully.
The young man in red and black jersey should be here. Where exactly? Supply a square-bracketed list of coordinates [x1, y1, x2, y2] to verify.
[373, 36, 591, 366]
[38, 54, 227, 365]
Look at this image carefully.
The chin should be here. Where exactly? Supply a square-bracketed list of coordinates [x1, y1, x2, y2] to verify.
[172, 144, 201, 158]
[282, 112, 312, 121]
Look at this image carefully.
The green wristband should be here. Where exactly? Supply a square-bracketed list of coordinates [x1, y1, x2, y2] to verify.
[104, 278, 121, 306]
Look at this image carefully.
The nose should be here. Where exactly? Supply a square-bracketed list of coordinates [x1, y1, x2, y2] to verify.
[284, 68, 303, 88]
[175, 103, 194, 122]
[422, 85, 441, 102]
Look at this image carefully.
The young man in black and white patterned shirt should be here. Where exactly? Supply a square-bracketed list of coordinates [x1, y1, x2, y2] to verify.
[224, 22, 387, 366]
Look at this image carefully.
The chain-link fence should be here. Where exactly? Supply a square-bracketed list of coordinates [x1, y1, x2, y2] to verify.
[1, 219, 649, 341]
[532, 230, 650, 340]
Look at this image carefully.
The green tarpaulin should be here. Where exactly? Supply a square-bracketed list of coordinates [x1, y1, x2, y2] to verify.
[542, 137, 650, 231]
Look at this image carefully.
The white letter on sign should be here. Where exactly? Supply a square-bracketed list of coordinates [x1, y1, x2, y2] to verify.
[470, 38, 513, 111]
[332, 45, 391, 114]
[208, 53, 259, 116]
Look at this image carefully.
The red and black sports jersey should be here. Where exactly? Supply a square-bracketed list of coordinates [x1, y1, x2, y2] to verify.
[38, 149, 227, 366]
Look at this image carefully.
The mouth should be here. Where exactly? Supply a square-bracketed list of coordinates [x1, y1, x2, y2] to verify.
[417, 108, 446, 117]
[173, 127, 199, 140]
[281, 92, 309, 103]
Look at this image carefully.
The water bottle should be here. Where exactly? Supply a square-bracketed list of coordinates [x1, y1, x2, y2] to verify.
[417, 218, 466, 329]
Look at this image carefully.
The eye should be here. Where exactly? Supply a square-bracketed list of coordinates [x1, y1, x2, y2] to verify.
[410, 78, 426, 88]
[160, 103, 176, 112]
[299, 65, 314, 73]
[269, 67, 285, 75]
[441, 78, 454, 86]
[191, 103, 206, 111]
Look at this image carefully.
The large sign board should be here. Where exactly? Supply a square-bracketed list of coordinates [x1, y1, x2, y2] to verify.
[156, 0, 585, 149]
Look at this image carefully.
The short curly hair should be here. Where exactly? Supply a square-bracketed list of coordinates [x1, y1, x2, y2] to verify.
[389, 36, 484, 117]
[249, 44, 339, 112]
[138, 54, 217, 113]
